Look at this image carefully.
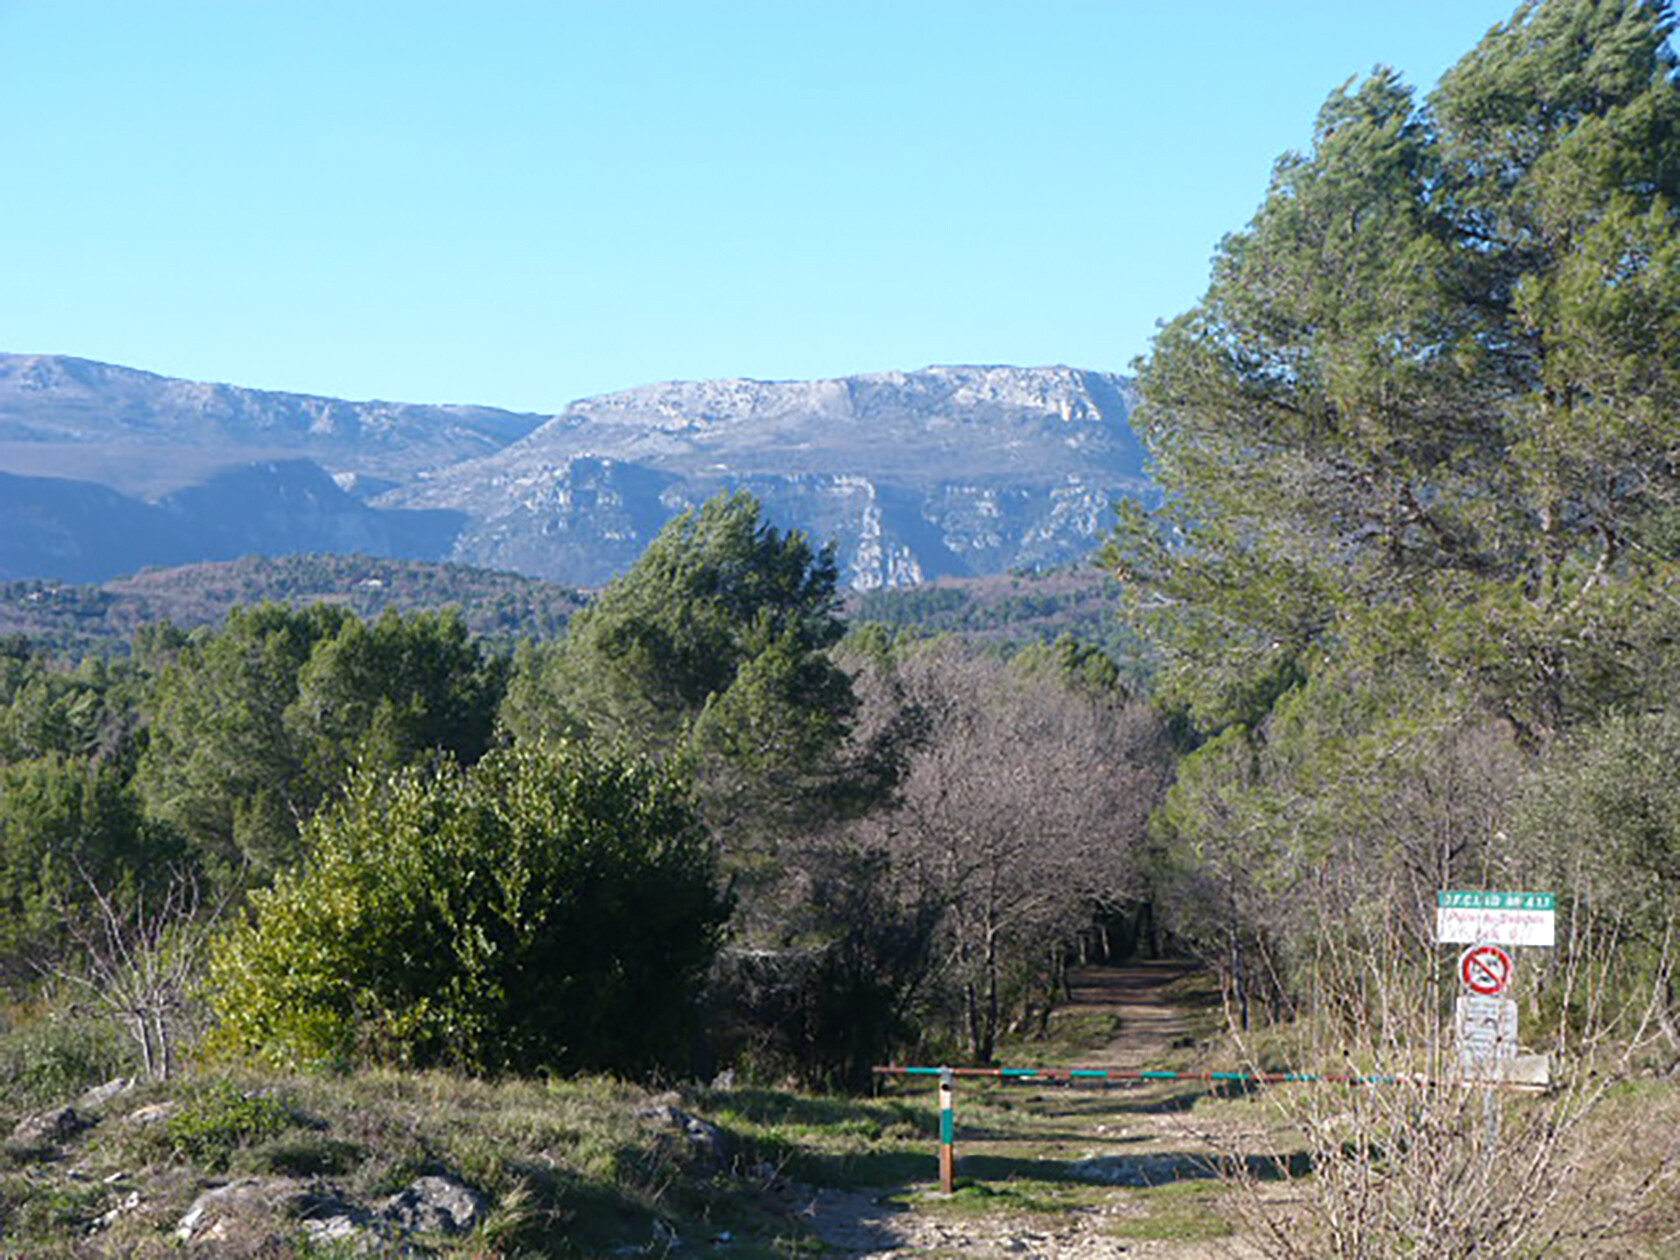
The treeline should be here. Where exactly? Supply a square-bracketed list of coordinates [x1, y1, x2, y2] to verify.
[1104, 0, 1680, 1047]
[0, 493, 1169, 1088]
[0, 554, 586, 656]
[5, 557, 1131, 663]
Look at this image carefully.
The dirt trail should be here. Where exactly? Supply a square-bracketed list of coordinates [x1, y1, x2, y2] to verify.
[796, 962, 1254, 1259]
[1063, 960, 1201, 1070]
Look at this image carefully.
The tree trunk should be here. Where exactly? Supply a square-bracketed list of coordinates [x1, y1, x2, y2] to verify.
[153, 1010, 174, 1081]
[133, 1015, 157, 1082]
[982, 922, 1000, 1063]
[1229, 895, 1250, 1032]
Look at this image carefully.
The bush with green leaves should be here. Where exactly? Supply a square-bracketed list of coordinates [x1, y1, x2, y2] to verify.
[165, 1078, 296, 1171]
[208, 741, 728, 1076]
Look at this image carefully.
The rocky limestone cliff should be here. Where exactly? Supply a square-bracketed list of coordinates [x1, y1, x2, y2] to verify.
[0, 357, 1150, 588]
[387, 366, 1150, 589]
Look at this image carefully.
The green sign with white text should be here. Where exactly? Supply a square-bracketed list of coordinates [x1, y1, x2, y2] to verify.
[1436, 890, 1556, 946]
[1438, 891, 1555, 912]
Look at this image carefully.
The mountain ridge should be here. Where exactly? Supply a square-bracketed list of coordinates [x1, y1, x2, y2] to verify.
[0, 355, 1151, 590]
[384, 364, 1149, 588]
[0, 352, 549, 496]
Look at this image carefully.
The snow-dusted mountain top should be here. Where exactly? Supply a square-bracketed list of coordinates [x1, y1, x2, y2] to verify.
[476, 365, 1141, 483]
[563, 365, 1127, 429]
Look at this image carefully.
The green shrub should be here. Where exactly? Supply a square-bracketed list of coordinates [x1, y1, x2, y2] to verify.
[165, 1079, 295, 1171]
[208, 742, 728, 1077]
[13, 1178, 106, 1236]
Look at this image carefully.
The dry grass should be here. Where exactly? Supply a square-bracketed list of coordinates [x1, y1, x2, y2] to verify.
[0, 1060, 842, 1257]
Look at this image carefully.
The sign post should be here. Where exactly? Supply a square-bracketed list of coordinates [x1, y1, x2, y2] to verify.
[937, 1067, 955, 1194]
[1437, 892, 1556, 1094]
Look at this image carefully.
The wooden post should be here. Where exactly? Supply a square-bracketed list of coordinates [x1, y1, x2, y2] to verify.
[938, 1067, 955, 1194]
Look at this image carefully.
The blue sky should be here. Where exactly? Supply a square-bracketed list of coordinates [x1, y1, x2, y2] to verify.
[2, 1, 1522, 415]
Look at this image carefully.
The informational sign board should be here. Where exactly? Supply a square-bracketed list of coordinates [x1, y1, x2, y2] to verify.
[1460, 943, 1514, 996]
[1455, 995, 1519, 1067]
[1436, 890, 1556, 947]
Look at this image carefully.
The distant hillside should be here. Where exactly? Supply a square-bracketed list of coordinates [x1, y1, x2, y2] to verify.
[0, 356, 1152, 589]
[844, 568, 1151, 679]
[1, 553, 1142, 666]
[848, 569, 1121, 638]
[0, 554, 586, 656]
[0, 471, 196, 584]
[0, 353, 547, 496]
[0, 463, 464, 584]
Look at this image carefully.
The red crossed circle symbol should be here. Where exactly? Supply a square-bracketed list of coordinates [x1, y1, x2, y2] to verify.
[1460, 944, 1513, 996]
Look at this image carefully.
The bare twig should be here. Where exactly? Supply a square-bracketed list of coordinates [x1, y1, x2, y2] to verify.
[39, 867, 226, 1081]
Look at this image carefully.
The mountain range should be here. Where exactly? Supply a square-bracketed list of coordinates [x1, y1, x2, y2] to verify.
[0, 353, 1151, 588]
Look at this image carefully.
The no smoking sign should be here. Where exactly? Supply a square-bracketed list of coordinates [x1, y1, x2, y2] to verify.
[1460, 943, 1514, 996]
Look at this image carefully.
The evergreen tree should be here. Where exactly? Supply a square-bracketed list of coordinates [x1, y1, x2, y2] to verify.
[504, 490, 863, 828]
[1103, 0, 1680, 739]
[139, 604, 506, 881]
[1104, 0, 1680, 1011]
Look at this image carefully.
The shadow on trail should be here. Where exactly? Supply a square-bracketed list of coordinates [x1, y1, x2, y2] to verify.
[1063, 1149, 1313, 1188]
[982, 1078, 1264, 1118]
[949, 1123, 1159, 1146]
[946, 1148, 1313, 1189]
[809, 1146, 1307, 1191]
[795, 1148, 932, 1188]
[800, 1142, 1313, 1193]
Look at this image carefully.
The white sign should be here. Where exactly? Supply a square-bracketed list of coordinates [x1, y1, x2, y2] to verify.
[1436, 891, 1556, 947]
[1455, 995, 1518, 1064]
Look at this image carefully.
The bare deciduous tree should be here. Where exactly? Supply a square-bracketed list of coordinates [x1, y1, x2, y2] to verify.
[847, 641, 1169, 1062]
[46, 869, 220, 1081]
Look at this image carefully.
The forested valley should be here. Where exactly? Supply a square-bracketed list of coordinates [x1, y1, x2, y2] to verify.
[3, 1, 1680, 1254]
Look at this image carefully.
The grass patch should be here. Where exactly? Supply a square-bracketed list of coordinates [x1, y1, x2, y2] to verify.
[233, 1130, 362, 1177]
[8, 1066, 839, 1257]
[909, 1175, 1111, 1216]
[164, 1076, 297, 1170]
[1107, 1178, 1235, 1242]
[11, 1177, 111, 1237]
[0, 1015, 131, 1118]
[0, 1138, 56, 1167]
[698, 1086, 928, 1140]
[997, 1010, 1123, 1066]
[932, 1178, 1070, 1214]
[699, 1084, 932, 1188]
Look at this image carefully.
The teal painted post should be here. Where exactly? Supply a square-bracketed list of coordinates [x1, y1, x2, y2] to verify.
[938, 1067, 955, 1194]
